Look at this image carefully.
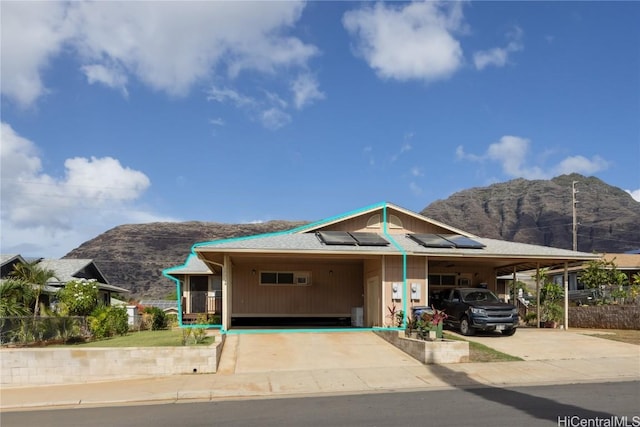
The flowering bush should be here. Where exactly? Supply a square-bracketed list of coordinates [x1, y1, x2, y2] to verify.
[57, 279, 99, 316]
[88, 305, 128, 339]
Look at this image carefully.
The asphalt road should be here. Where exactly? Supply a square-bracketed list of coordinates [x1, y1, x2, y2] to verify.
[2, 381, 639, 427]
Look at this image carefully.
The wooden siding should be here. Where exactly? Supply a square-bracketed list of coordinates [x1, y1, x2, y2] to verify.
[231, 261, 364, 316]
[313, 207, 454, 235]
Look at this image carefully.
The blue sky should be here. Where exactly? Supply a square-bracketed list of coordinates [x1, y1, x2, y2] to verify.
[2, 1, 639, 258]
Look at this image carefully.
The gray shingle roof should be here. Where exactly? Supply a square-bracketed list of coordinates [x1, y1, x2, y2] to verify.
[195, 231, 597, 259]
[164, 254, 213, 276]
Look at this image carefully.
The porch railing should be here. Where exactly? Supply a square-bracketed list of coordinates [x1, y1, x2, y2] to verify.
[184, 291, 222, 314]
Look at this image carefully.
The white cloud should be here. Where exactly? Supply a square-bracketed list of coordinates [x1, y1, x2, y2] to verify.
[291, 74, 325, 109]
[207, 86, 257, 109]
[410, 167, 423, 177]
[474, 26, 524, 70]
[626, 189, 640, 202]
[391, 143, 413, 162]
[208, 85, 296, 130]
[343, 1, 464, 82]
[261, 108, 292, 130]
[0, 122, 171, 257]
[553, 155, 609, 176]
[81, 64, 129, 97]
[457, 135, 610, 180]
[0, 1, 72, 108]
[1, 1, 316, 107]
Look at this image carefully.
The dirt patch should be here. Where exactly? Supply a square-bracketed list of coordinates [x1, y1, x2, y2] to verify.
[578, 328, 640, 346]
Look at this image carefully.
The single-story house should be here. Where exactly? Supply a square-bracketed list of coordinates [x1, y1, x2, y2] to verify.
[546, 253, 640, 303]
[138, 300, 179, 316]
[164, 202, 600, 330]
[0, 255, 129, 309]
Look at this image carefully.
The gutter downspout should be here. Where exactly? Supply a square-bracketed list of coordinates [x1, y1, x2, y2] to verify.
[381, 203, 408, 328]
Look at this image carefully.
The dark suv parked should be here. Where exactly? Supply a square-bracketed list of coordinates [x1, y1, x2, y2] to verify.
[434, 288, 519, 336]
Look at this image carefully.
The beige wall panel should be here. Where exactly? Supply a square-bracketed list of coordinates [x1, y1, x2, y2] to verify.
[363, 258, 382, 326]
[315, 215, 377, 233]
[384, 210, 452, 235]
[231, 262, 363, 316]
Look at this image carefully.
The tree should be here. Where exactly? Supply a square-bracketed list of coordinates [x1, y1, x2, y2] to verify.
[10, 261, 57, 317]
[0, 280, 34, 317]
[579, 258, 629, 303]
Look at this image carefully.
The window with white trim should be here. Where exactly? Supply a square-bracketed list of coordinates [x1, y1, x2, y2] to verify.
[260, 271, 311, 286]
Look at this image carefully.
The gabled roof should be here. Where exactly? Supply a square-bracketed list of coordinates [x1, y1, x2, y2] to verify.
[164, 254, 216, 279]
[291, 202, 477, 237]
[36, 258, 129, 293]
[1, 254, 28, 266]
[188, 202, 600, 275]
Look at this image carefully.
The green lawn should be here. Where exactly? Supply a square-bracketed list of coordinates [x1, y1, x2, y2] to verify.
[60, 329, 215, 347]
[443, 332, 523, 362]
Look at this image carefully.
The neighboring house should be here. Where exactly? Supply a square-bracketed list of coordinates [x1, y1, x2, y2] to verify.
[0, 255, 129, 310]
[0, 254, 29, 278]
[547, 253, 640, 303]
[138, 300, 179, 315]
[165, 202, 600, 330]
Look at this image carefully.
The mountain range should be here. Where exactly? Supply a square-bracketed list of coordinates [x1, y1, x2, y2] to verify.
[64, 174, 640, 298]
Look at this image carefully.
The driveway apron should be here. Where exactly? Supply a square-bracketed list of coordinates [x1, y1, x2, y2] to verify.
[223, 331, 422, 374]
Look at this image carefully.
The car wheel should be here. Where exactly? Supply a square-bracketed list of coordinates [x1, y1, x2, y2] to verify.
[459, 316, 475, 336]
[501, 328, 516, 336]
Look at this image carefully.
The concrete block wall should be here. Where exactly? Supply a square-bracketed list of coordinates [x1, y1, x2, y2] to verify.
[1, 337, 224, 387]
[374, 330, 469, 364]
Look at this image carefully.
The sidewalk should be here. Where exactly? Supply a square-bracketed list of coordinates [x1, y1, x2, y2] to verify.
[1, 329, 639, 411]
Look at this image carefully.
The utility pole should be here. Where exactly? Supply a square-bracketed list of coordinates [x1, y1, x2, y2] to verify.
[572, 180, 578, 251]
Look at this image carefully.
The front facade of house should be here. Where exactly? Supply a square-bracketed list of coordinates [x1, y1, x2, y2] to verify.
[165, 202, 600, 330]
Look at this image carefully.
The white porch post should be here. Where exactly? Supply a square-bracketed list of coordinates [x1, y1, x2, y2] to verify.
[536, 263, 540, 328]
[425, 256, 429, 306]
[222, 255, 232, 331]
[564, 261, 569, 330]
[512, 267, 517, 303]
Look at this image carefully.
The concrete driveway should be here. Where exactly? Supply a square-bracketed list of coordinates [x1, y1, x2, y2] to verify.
[449, 327, 640, 361]
[218, 331, 422, 374]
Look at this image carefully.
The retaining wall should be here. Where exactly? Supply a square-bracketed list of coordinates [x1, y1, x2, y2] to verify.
[1, 336, 224, 387]
[569, 305, 640, 330]
[374, 330, 469, 364]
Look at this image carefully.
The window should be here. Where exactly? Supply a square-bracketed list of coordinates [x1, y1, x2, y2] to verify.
[428, 274, 456, 286]
[260, 271, 311, 286]
[366, 214, 381, 228]
[389, 214, 403, 229]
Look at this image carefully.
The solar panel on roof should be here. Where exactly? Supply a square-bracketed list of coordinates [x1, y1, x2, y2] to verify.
[407, 234, 455, 248]
[349, 232, 389, 246]
[438, 234, 486, 249]
[316, 231, 358, 245]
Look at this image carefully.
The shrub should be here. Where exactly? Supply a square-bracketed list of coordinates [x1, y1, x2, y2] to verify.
[142, 306, 168, 330]
[57, 279, 99, 316]
[88, 306, 129, 339]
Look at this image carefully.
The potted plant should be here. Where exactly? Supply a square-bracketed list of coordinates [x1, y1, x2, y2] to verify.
[542, 302, 563, 328]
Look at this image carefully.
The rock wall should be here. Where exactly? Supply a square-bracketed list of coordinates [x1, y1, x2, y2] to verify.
[569, 305, 640, 329]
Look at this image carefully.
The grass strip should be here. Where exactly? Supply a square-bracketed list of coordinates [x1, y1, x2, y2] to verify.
[55, 329, 214, 347]
[443, 332, 523, 362]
